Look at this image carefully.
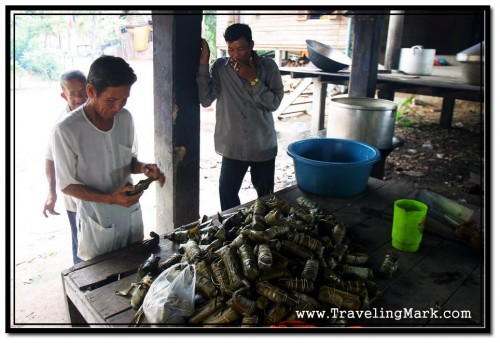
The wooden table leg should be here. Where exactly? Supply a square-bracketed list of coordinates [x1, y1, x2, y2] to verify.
[311, 79, 326, 135]
[440, 96, 455, 128]
[65, 295, 90, 327]
[377, 85, 396, 102]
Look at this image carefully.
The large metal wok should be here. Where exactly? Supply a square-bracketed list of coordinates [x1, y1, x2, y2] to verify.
[306, 39, 352, 72]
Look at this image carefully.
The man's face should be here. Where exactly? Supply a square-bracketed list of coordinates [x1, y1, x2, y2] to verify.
[227, 37, 254, 65]
[88, 84, 131, 120]
[61, 79, 88, 110]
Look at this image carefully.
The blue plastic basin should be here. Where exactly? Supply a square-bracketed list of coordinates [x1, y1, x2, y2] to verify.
[287, 138, 380, 197]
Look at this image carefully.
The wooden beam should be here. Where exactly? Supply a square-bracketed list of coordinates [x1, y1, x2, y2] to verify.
[273, 77, 313, 116]
[152, 13, 202, 233]
[440, 96, 455, 128]
[282, 102, 313, 115]
[348, 13, 386, 98]
[384, 10, 405, 70]
[311, 79, 327, 134]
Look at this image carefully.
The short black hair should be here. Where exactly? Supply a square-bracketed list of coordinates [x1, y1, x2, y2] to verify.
[223, 23, 252, 43]
[60, 70, 86, 90]
[87, 55, 137, 95]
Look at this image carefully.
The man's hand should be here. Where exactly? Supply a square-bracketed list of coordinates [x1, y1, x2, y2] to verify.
[111, 185, 143, 207]
[43, 191, 60, 217]
[231, 56, 258, 84]
[200, 38, 210, 65]
[142, 163, 166, 187]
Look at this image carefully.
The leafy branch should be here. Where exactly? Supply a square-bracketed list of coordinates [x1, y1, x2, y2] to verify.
[396, 95, 416, 127]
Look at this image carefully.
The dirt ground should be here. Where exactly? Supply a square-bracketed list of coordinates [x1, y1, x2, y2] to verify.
[385, 96, 484, 208]
[9, 61, 485, 328]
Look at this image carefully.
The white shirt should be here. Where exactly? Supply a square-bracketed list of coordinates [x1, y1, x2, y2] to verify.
[52, 106, 143, 260]
[45, 105, 77, 212]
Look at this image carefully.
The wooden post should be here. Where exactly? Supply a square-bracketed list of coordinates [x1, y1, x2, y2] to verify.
[348, 13, 386, 98]
[311, 79, 327, 134]
[440, 96, 455, 128]
[384, 10, 405, 70]
[274, 49, 282, 67]
[152, 13, 202, 233]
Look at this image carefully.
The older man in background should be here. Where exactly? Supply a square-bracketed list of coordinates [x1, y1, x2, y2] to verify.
[43, 70, 88, 264]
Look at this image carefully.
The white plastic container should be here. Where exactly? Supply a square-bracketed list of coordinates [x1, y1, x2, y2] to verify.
[399, 45, 436, 75]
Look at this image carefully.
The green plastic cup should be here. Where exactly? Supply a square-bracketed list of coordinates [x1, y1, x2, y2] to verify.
[392, 199, 428, 252]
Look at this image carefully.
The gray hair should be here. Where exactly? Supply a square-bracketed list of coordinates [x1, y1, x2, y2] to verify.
[60, 70, 87, 90]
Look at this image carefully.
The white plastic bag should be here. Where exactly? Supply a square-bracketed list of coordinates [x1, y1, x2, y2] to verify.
[142, 262, 196, 324]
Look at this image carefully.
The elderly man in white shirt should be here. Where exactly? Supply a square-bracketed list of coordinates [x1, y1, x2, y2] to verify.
[53, 55, 165, 261]
[43, 70, 88, 264]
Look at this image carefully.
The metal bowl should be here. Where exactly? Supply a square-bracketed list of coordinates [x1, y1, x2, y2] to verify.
[306, 39, 351, 72]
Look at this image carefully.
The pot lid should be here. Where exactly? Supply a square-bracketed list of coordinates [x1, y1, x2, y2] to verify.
[456, 42, 484, 62]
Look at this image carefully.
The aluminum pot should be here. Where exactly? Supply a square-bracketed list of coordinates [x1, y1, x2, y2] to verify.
[456, 42, 483, 85]
[399, 45, 435, 75]
[327, 97, 397, 150]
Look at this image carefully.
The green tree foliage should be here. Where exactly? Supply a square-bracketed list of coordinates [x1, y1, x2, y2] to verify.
[72, 14, 121, 57]
[13, 12, 122, 81]
[14, 14, 67, 80]
[203, 11, 216, 63]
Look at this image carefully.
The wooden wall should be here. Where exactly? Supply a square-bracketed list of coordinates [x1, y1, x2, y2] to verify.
[214, 10, 485, 60]
[216, 12, 350, 53]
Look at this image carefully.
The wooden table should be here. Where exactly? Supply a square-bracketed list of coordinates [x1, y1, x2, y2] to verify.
[280, 66, 484, 130]
[61, 178, 486, 330]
